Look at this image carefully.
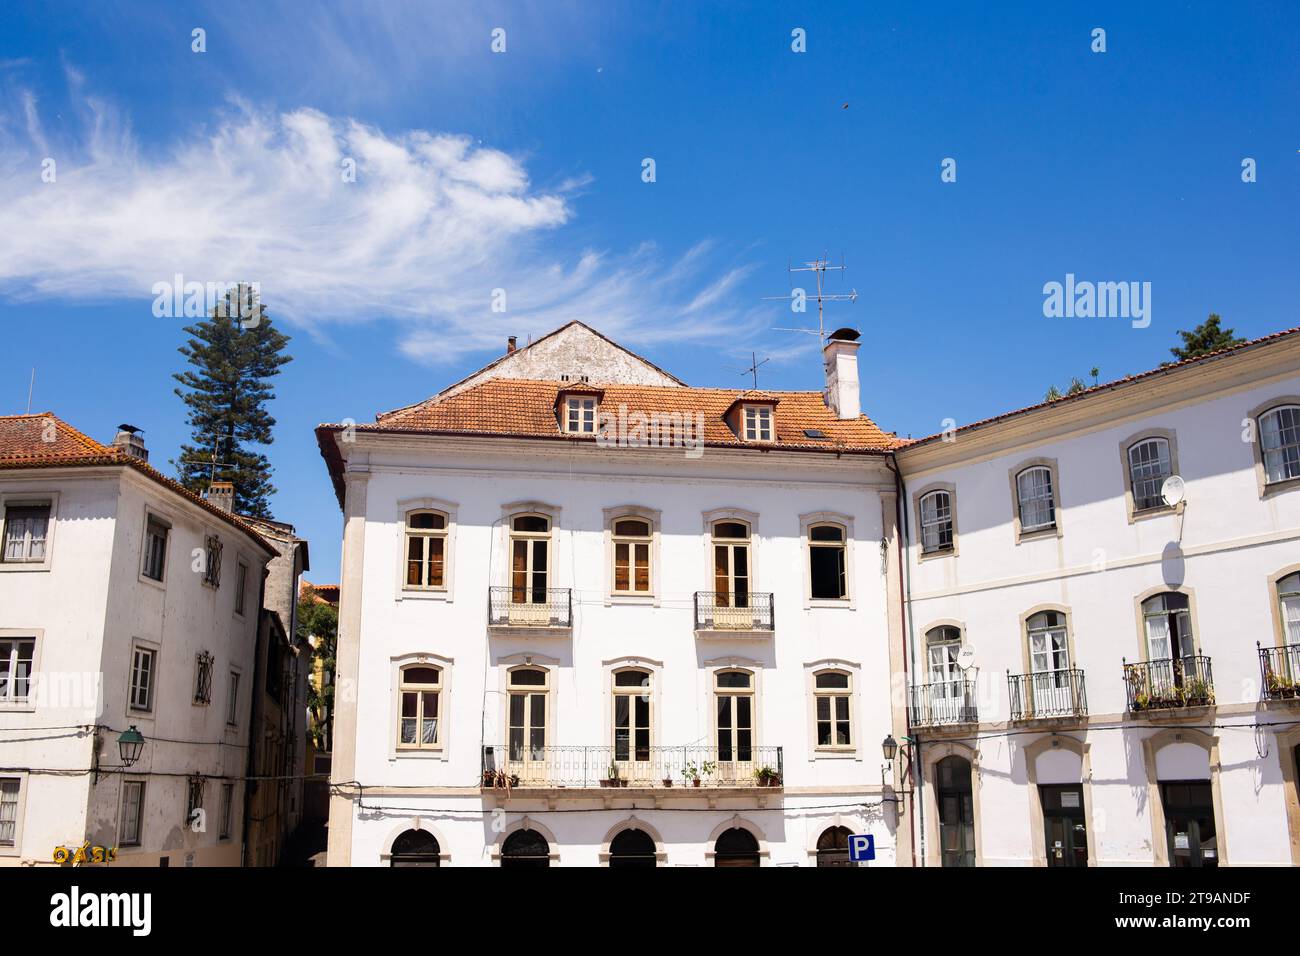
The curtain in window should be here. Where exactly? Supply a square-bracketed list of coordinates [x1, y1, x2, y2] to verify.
[0, 779, 18, 845]
[1017, 468, 1055, 530]
[1262, 407, 1300, 483]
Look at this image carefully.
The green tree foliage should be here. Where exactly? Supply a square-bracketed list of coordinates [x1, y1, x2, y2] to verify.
[1169, 313, 1246, 362]
[172, 285, 292, 517]
[297, 586, 338, 752]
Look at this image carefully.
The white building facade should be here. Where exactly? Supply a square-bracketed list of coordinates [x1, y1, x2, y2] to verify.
[0, 416, 275, 867]
[894, 328, 1300, 866]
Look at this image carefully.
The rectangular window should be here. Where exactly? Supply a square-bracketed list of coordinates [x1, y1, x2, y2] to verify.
[234, 562, 248, 614]
[142, 516, 169, 581]
[1128, 438, 1172, 511]
[0, 778, 20, 846]
[119, 781, 144, 847]
[226, 671, 240, 725]
[219, 783, 233, 839]
[203, 535, 223, 587]
[186, 777, 204, 823]
[1016, 467, 1056, 532]
[0, 638, 36, 704]
[2, 503, 50, 563]
[566, 397, 597, 434]
[743, 406, 772, 442]
[129, 647, 156, 712]
[194, 651, 213, 705]
[920, 492, 954, 554]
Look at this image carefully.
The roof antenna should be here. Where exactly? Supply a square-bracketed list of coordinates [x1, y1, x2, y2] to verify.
[725, 351, 770, 389]
[178, 433, 237, 484]
[26, 368, 35, 415]
[765, 252, 858, 345]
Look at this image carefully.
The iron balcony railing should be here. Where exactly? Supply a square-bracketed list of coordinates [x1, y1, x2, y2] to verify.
[1258, 642, 1300, 701]
[693, 591, 775, 632]
[480, 745, 784, 790]
[1008, 669, 1087, 720]
[908, 680, 978, 727]
[487, 587, 572, 628]
[1123, 656, 1215, 712]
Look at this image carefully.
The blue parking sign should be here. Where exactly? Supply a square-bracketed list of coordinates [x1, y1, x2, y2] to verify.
[848, 833, 875, 862]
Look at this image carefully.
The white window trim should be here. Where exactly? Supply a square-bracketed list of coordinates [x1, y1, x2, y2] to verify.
[562, 394, 600, 434]
[703, 657, 763, 766]
[116, 776, 146, 849]
[912, 483, 958, 560]
[0, 490, 59, 573]
[0, 627, 42, 714]
[390, 652, 454, 760]
[496, 653, 560, 757]
[741, 404, 775, 442]
[799, 511, 856, 609]
[1247, 396, 1300, 499]
[1008, 457, 1064, 543]
[225, 666, 242, 731]
[0, 771, 28, 856]
[602, 505, 662, 606]
[138, 506, 173, 588]
[602, 656, 664, 761]
[498, 501, 562, 597]
[1117, 428, 1183, 523]
[804, 659, 862, 760]
[233, 558, 250, 618]
[126, 638, 160, 720]
[701, 507, 760, 595]
[394, 497, 458, 602]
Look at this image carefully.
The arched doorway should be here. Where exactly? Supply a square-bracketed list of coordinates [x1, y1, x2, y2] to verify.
[389, 829, 440, 867]
[714, 827, 760, 867]
[500, 828, 550, 868]
[816, 826, 853, 867]
[936, 755, 975, 867]
[609, 828, 657, 867]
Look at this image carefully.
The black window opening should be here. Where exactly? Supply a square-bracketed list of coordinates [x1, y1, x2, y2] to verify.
[816, 826, 854, 867]
[1040, 784, 1088, 867]
[389, 829, 440, 867]
[501, 828, 550, 868]
[809, 524, 847, 600]
[1161, 780, 1218, 868]
[713, 827, 760, 867]
[937, 756, 975, 867]
[608, 828, 657, 868]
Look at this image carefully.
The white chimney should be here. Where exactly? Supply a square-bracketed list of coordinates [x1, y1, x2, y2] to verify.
[822, 328, 861, 419]
[206, 480, 235, 513]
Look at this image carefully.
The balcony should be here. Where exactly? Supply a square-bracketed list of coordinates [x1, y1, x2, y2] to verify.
[1258, 642, 1300, 701]
[487, 587, 572, 631]
[480, 745, 783, 794]
[1008, 669, 1087, 721]
[908, 680, 978, 728]
[693, 591, 774, 635]
[1123, 656, 1215, 713]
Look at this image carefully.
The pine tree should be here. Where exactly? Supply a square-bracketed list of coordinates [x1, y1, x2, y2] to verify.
[1169, 313, 1245, 362]
[172, 285, 292, 518]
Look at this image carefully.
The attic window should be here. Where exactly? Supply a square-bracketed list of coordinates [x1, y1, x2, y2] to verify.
[743, 405, 773, 442]
[565, 396, 598, 434]
[803, 429, 828, 440]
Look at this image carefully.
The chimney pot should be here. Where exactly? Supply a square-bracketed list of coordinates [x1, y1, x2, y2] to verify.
[111, 424, 149, 462]
[822, 332, 862, 420]
[206, 480, 235, 513]
[507, 336, 518, 354]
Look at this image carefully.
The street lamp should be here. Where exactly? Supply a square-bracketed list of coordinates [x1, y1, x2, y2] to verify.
[881, 734, 899, 763]
[92, 725, 146, 783]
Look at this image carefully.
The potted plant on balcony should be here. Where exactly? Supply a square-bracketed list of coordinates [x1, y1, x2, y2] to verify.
[1266, 669, 1297, 699]
[604, 763, 627, 788]
[683, 762, 703, 787]
[754, 766, 781, 788]
[1184, 678, 1214, 707]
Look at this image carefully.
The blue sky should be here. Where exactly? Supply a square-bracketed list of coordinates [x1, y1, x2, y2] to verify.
[1, 1, 1297, 581]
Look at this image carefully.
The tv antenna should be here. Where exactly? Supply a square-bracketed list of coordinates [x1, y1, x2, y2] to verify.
[765, 253, 858, 345]
[179, 434, 236, 484]
[726, 351, 771, 389]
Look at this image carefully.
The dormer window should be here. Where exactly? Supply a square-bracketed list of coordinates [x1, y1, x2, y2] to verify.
[743, 405, 773, 442]
[557, 388, 603, 435]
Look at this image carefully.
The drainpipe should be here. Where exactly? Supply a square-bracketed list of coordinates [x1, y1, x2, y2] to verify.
[887, 451, 923, 867]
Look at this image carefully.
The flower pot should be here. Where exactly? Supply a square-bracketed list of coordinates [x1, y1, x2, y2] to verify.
[691, 778, 702, 788]
[661, 779, 673, 787]
[619, 780, 629, 788]
[600, 780, 611, 788]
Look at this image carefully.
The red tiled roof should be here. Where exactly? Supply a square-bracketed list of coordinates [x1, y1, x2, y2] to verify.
[0, 413, 277, 554]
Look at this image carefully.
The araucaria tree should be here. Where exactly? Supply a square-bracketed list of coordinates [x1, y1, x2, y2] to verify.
[172, 285, 292, 518]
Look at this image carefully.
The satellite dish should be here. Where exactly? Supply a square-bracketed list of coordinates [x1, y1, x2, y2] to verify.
[957, 645, 977, 670]
[1160, 475, 1186, 507]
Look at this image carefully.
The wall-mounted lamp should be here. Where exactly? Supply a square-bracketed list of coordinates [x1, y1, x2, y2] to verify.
[93, 725, 146, 784]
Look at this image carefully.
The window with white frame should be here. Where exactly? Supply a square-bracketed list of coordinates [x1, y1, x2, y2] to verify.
[1026, 610, 1071, 686]
[612, 669, 652, 764]
[743, 405, 773, 442]
[509, 514, 550, 604]
[920, 491, 954, 554]
[193, 651, 213, 705]
[1127, 438, 1172, 511]
[0, 777, 20, 847]
[119, 780, 144, 847]
[813, 671, 852, 749]
[612, 518, 652, 594]
[2, 502, 50, 563]
[203, 534, 223, 587]
[0, 638, 35, 704]
[926, 626, 962, 694]
[714, 670, 754, 765]
[404, 511, 447, 589]
[1279, 572, 1300, 645]
[1142, 592, 1194, 662]
[1016, 466, 1056, 532]
[1259, 404, 1300, 484]
[808, 523, 847, 599]
[142, 516, 168, 581]
[565, 396, 598, 434]
[507, 667, 548, 763]
[711, 520, 751, 608]
[226, 671, 240, 725]
[234, 561, 249, 614]
[397, 665, 442, 750]
[219, 783, 234, 839]
[129, 646, 156, 712]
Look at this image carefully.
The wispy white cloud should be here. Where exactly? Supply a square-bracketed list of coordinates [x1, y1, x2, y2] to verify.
[0, 82, 759, 362]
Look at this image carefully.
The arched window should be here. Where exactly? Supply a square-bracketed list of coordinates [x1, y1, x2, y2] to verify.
[389, 829, 440, 867]
[919, 491, 953, 554]
[613, 669, 652, 767]
[809, 523, 847, 599]
[609, 828, 657, 868]
[926, 626, 962, 691]
[501, 828, 550, 868]
[612, 518, 652, 594]
[936, 756, 975, 867]
[1016, 466, 1056, 532]
[507, 667, 549, 770]
[711, 521, 751, 609]
[397, 665, 441, 750]
[816, 826, 853, 867]
[404, 511, 447, 589]
[1142, 592, 1194, 662]
[509, 514, 550, 606]
[1027, 610, 1070, 684]
[715, 670, 754, 769]
[1259, 405, 1300, 484]
[1127, 438, 1172, 512]
[713, 827, 760, 867]
[1279, 572, 1300, 646]
[813, 671, 852, 750]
